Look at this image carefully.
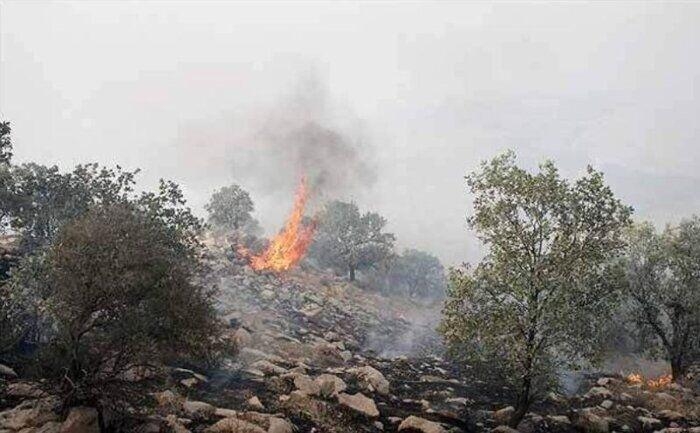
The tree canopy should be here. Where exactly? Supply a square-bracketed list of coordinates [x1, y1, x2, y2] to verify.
[440, 151, 633, 425]
[310, 200, 395, 281]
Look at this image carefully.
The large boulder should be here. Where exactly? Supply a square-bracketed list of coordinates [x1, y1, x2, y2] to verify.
[183, 400, 216, 420]
[349, 366, 390, 395]
[337, 392, 379, 418]
[0, 398, 58, 431]
[397, 415, 446, 433]
[493, 406, 515, 426]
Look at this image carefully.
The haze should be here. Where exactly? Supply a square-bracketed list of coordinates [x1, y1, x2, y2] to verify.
[1, 1, 699, 265]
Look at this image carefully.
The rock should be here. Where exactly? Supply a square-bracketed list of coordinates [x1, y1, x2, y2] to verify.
[585, 387, 613, 399]
[656, 410, 684, 422]
[492, 427, 519, 433]
[267, 417, 293, 433]
[637, 416, 662, 431]
[314, 374, 347, 397]
[250, 360, 287, 376]
[6, 381, 48, 398]
[0, 399, 58, 430]
[493, 406, 515, 426]
[206, 417, 266, 433]
[183, 400, 216, 420]
[0, 363, 17, 378]
[37, 421, 63, 433]
[153, 390, 183, 410]
[247, 396, 264, 411]
[234, 328, 253, 347]
[293, 374, 321, 396]
[600, 399, 614, 410]
[397, 415, 446, 433]
[547, 415, 571, 425]
[165, 414, 191, 433]
[337, 392, 379, 418]
[350, 366, 390, 395]
[60, 407, 99, 433]
[215, 408, 238, 418]
[574, 409, 609, 433]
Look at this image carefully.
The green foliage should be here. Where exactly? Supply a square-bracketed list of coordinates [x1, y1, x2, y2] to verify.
[16, 204, 220, 408]
[622, 219, 700, 379]
[310, 200, 395, 281]
[9, 163, 139, 251]
[368, 249, 446, 299]
[205, 184, 259, 234]
[440, 151, 632, 424]
[0, 121, 12, 165]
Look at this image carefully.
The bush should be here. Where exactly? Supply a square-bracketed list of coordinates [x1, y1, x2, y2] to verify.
[18, 204, 220, 409]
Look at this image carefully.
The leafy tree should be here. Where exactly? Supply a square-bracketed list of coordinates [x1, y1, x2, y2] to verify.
[310, 200, 395, 281]
[0, 121, 12, 165]
[205, 184, 259, 235]
[9, 163, 138, 251]
[14, 203, 220, 411]
[440, 152, 632, 426]
[373, 249, 446, 299]
[622, 220, 700, 380]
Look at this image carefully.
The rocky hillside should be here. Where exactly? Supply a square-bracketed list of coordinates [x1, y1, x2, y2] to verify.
[1, 243, 700, 433]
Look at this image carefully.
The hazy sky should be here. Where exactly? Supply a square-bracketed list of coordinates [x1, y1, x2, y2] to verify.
[1, 1, 699, 265]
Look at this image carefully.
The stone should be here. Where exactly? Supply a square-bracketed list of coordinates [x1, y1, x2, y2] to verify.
[293, 374, 320, 396]
[585, 387, 613, 399]
[205, 417, 266, 433]
[314, 374, 347, 397]
[600, 399, 614, 410]
[493, 406, 515, 426]
[247, 396, 264, 411]
[267, 417, 293, 433]
[657, 410, 684, 422]
[397, 415, 446, 433]
[250, 360, 287, 376]
[0, 399, 58, 430]
[214, 408, 238, 418]
[337, 392, 379, 418]
[60, 407, 99, 433]
[153, 390, 182, 410]
[0, 364, 17, 378]
[6, 382, 48, 398]
[492, 427, 519, 433]
[183, 400, 216, 420]
[574, 409, 609, 433]
[547, 415, 571, 425]
[637, 416, 662, 431]
[350, 366, 390, 395]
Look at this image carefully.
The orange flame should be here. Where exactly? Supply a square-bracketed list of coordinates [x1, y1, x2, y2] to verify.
[625, 372, 672, 388]
[245, 177, 315, 272]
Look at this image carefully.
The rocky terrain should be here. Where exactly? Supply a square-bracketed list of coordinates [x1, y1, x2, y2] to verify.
[1, 242, 700, 433]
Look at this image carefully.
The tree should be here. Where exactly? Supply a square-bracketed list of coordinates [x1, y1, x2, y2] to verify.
[16, 203, 220, 412]
[378, 249, 446, 299]
[9, 162, 138, 251]
[310, 200, 395, 281]
[0, 121, 12, 165]
[622, 220, 700, 380]
[440, 151, 632, 426]
[205, 184, 259, 235]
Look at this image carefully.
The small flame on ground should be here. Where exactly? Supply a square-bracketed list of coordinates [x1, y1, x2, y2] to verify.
[625, 372, 672, 389]
[242, 177, 315, 272]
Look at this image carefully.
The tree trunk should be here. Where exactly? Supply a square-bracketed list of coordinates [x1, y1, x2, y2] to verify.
[510, 375, 531, 427]
[671, 355, 684, 381]
[348, 266, 355, 281]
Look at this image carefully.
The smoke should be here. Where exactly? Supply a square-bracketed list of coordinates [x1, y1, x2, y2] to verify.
[231, 76, 377, 205]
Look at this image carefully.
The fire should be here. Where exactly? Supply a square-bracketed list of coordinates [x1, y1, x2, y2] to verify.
[625, 372, 672, 388]
[244, 177, 315, 272]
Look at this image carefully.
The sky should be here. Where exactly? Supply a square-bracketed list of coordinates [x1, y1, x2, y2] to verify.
[1, 1, 699, 265]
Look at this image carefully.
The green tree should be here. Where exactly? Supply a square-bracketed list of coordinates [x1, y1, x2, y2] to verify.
[14, 203, 219, 411]
[440, 152, 632, 426]
[0, 121, 13, 165]
[382, 249, 446, 298]
[622, 220, 700, 380]
[9, 163, 138, 251]
[310, 200, 395, 281]
[205, 184, 259, 235]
